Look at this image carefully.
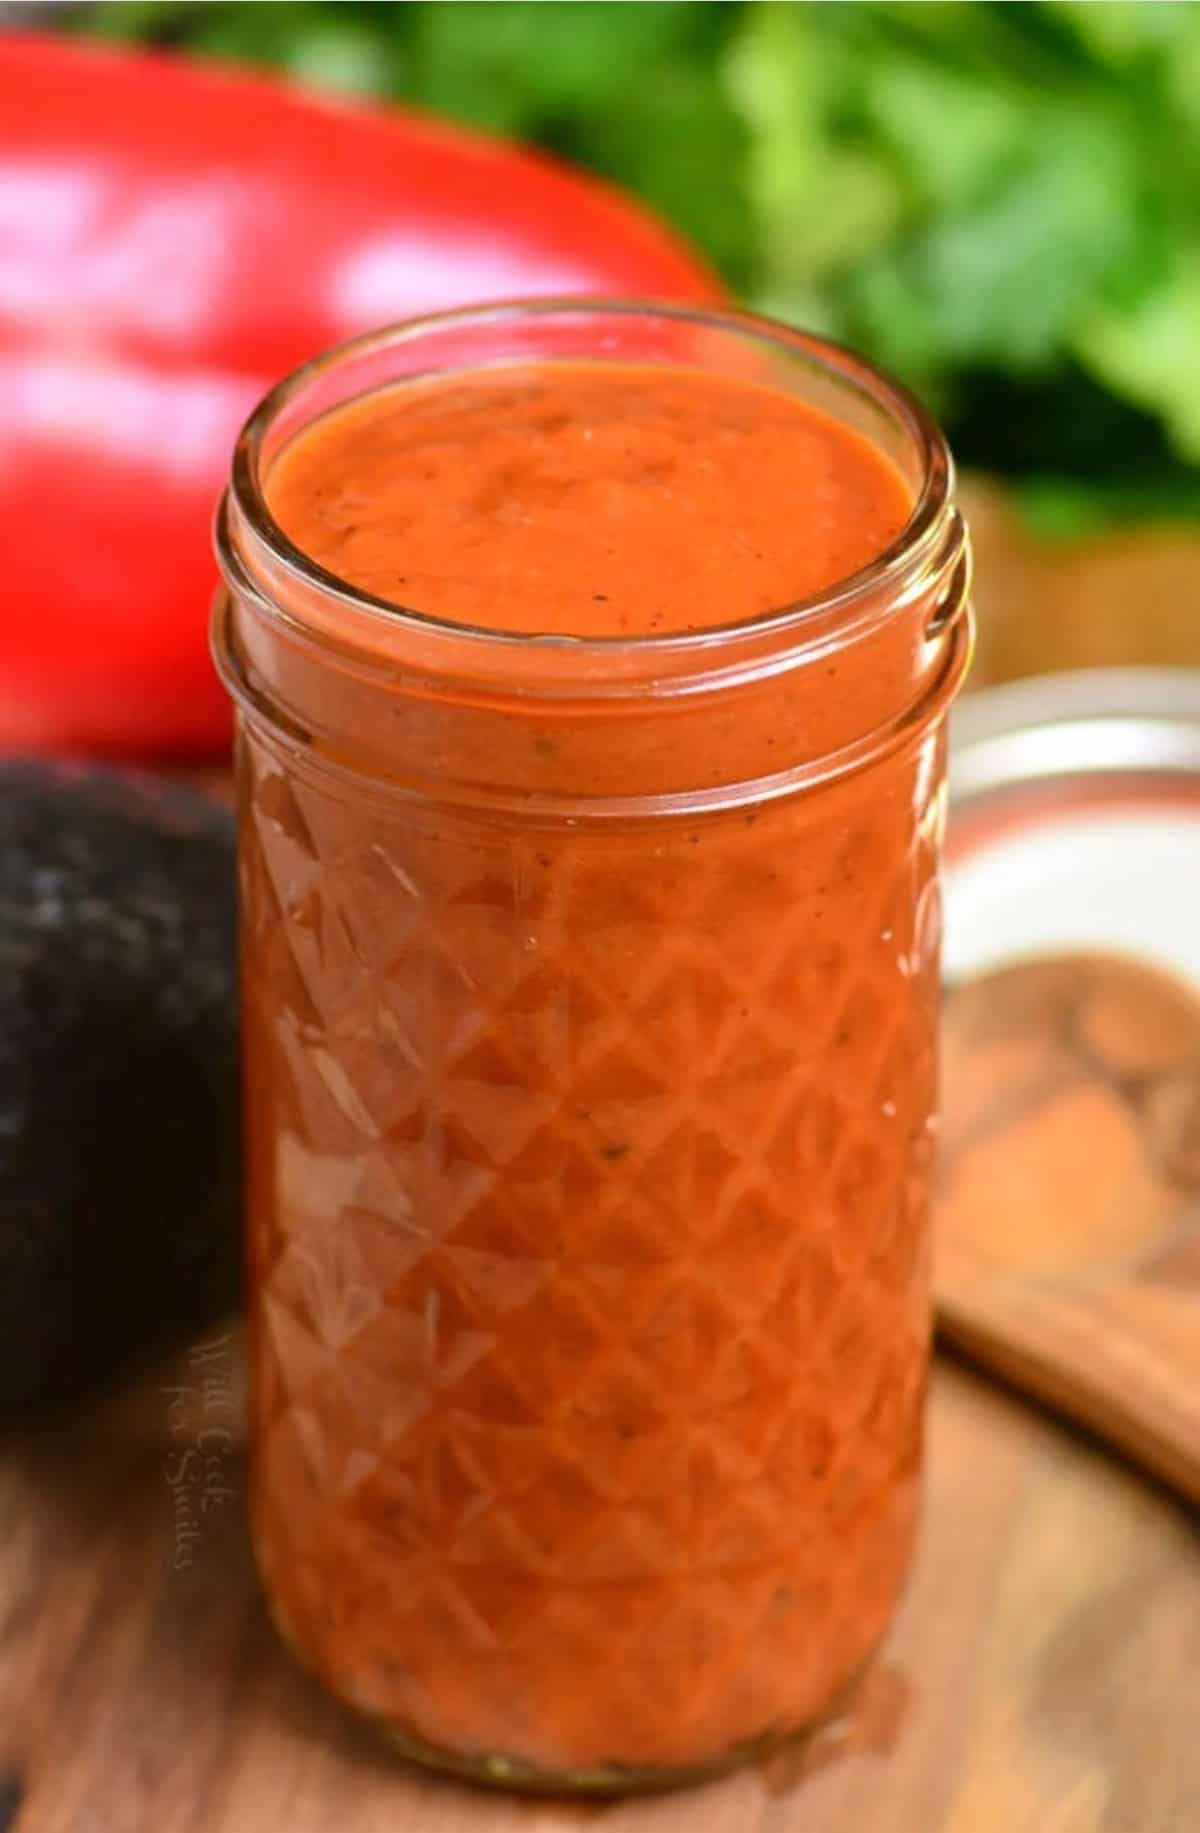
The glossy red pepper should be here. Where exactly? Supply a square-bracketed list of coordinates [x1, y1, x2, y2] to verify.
[0, 35, 722, 757]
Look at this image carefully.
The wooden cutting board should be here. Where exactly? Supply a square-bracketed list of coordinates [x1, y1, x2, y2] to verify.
[3, 1356, 1198, 1833]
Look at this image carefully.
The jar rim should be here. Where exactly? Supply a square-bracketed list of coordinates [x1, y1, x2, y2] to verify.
[223, 295, 956, 664]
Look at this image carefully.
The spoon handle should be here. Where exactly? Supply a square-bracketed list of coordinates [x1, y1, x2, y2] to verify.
[937, 1240, 1200, 1505]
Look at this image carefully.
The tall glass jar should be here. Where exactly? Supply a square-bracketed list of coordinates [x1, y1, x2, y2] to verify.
[213, 301, 972, 1793]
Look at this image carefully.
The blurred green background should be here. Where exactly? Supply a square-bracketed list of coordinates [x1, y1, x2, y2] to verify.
[77, 0, 1200, 541]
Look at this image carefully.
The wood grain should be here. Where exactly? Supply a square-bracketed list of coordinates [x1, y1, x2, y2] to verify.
[937, 954, 1200, 1506]
[958, 477, 1200, 689]
[3, 1359, 1199, 1832]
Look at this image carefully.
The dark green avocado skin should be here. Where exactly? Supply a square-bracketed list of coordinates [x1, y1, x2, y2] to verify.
[0, 763, 238, 1424]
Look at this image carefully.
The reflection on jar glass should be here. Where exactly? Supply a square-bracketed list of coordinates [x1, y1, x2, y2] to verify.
[213, 300, 972, 1794]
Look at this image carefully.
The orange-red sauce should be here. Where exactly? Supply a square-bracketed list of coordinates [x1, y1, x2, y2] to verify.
[243, 361, 936, 1780]
[266, 363, 909, 636]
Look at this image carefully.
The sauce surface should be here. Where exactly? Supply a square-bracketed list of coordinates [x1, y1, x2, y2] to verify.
[265, 362, 910, 637]
[245, 358, 940, 1780]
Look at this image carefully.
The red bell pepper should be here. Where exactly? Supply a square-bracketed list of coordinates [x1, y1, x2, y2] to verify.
[0, 35, 722, 758]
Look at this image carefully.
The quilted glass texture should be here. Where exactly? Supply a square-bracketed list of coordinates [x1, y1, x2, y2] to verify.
[242, 726, 944, 1775]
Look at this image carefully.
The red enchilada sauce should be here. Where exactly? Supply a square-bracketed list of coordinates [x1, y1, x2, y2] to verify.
[236, 353, 954, 1783]
[264, 366, 908, 636]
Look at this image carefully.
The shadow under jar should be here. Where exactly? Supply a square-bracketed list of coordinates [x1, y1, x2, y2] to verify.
[212, 300, 972, 1794]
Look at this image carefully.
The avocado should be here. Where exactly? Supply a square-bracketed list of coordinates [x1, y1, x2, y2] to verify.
[0, 762, 238, 1423]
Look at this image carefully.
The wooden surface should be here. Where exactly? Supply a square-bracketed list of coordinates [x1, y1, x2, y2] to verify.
[957, 478, 1200, 689]
[3, 1356, 1199, 1832]
[937, 954, 1200, 1507]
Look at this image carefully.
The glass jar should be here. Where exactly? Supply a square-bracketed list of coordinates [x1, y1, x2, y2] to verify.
[212, 301, 972, 1793]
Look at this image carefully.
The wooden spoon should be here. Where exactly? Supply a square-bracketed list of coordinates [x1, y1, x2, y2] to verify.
[936, 951, 1200, 1503]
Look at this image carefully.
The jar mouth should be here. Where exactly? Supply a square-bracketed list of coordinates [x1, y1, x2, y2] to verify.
[224, 296, 956, 662]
